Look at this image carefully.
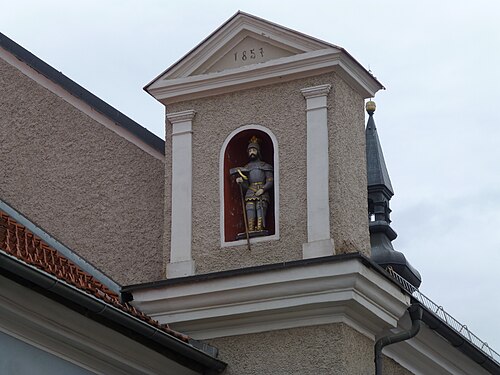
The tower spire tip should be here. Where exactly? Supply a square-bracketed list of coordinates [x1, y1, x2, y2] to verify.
[366, 100, 376, 115]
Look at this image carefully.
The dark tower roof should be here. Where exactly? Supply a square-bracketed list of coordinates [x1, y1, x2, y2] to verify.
[365, 101, 422, 288]
[366, 102, 394, 197]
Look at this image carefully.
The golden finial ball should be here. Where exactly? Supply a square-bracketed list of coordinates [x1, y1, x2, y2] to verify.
[366, 100, 376, 114]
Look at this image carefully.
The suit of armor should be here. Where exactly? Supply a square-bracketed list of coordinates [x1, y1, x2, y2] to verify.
[232, 136, 274, 234]
[239, 160, 273, 231]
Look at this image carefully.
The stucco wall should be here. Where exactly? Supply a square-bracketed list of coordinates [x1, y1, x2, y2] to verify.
[208, 323, 413, 375]
[329, 77, 370, 255]
[166, 71, 370, 275]
[0, 57, 164, 285]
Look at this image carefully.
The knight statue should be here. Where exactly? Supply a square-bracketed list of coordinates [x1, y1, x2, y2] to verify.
[230, 136, 274, 239]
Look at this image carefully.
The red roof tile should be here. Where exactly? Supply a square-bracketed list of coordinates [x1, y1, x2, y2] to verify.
[0, 210, 188, 343]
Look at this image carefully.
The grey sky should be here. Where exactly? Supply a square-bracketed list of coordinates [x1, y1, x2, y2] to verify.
[2, 1, 499, 352]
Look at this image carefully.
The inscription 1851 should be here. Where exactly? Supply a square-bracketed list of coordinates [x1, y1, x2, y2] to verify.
[234, 47, 264, 62]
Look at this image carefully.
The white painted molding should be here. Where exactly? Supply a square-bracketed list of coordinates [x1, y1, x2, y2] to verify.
[168, 109, 197, 125]
[301, 84, 335, 259]
[219, 124, 280, 247]
[130, 258, 410, 341]
[167, 110, 196, 278]
[0, 48, 164, 161]
[129, 256, 490, 375]
[301, 84, 332, 99]
[0, 275, 197, 375]
[148, 49, 382, 104]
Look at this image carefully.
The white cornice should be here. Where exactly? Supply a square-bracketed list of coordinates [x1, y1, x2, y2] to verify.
[149, 49, 382, 104]
[129, 258, 492, 374]
[131, 258, 410, 340]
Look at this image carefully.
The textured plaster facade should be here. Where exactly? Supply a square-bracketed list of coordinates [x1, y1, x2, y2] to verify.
[208, 323, 413, 375]
[0, 57, 164, 285]
[166, 71, 370, 275]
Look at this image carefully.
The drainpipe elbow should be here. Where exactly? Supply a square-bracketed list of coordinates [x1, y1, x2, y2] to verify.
[375, 304, 423, 375]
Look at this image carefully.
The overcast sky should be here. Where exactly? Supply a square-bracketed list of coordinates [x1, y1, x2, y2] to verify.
[3, 0, 500, 354]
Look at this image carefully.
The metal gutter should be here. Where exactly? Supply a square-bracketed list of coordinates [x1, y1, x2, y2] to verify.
[387, 267, 500, 374]
[418, 303, 500, 375]
[0, 250, 227, 374]
[0, 31, 165, 155]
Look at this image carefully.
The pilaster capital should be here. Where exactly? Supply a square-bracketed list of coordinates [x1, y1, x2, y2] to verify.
[166, 109, 196, 125]
[300, 84, 332, 99]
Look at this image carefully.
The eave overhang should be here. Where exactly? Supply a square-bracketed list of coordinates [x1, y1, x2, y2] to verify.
[147, 48, 383, 104]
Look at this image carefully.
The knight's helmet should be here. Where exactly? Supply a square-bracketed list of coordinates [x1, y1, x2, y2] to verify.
[247, 136, 261, 157]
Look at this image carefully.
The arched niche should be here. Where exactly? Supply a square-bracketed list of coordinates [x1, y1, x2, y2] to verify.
[219, 125, 280, 246]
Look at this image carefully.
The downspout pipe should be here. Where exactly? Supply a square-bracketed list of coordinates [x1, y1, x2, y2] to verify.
[375, 303, 423, 375]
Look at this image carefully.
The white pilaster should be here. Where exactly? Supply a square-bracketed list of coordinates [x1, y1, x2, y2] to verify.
[166, 110, 196, 278]
[301, 84, 335, 259]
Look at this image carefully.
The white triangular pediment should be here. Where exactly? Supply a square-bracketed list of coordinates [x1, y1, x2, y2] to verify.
[147, 12, 338, 84]
[145, 12, 383, 102]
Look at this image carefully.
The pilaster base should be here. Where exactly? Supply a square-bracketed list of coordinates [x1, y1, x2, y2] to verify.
[302, 239, 335, 259]
[167, 260, 196, 278]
